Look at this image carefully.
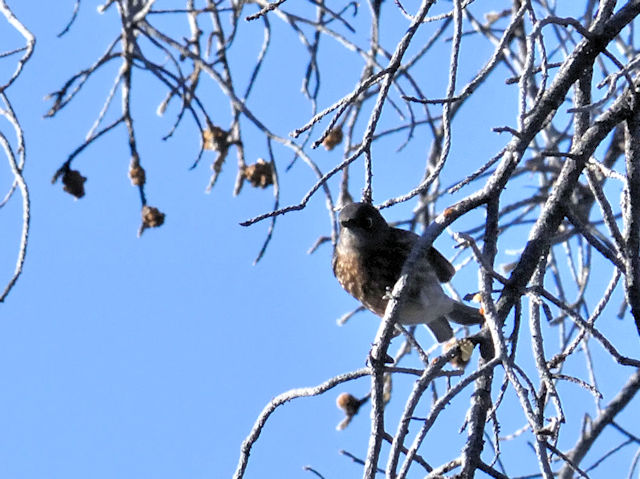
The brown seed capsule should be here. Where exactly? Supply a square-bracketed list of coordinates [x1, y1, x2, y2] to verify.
[203, 125, 228, 152]
[336, 392, 362, 430]
[336, 392, 361, 417]
[129, 163, 146, 186]
[444, 338, 475, 369]
[322, 127, 343, 151]
[141, 205, 165, 228]
[62, 169, 87, 199]
[242, 158, 274, 188]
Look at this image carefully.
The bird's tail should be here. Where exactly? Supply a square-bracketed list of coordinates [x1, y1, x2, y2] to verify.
[447, 301, 484, 325]
[426, 317, 454, 343]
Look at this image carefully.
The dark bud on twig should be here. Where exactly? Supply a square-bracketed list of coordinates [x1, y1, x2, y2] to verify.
[322, 127, 343, 151]
[62, 169, 87, 199]
[242, 158, 274, 188]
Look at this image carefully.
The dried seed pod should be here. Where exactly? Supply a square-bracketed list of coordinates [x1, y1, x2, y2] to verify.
[141, 205, 165, 229]
[62, 169, 87, 199]
[203, 125, 229, 152]
[322, 127, 343, 151]
[444, 338, 475, 369]
[242, 158, 274, 188]
[336, 392, 367, 430]
[336, 393, 360, 417]
[129, 163, 146, 186]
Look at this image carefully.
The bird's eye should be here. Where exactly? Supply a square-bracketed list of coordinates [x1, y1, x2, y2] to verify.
[364, 216, 374, 229]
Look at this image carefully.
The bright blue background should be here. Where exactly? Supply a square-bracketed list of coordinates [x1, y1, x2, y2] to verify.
[0, 2, 638, 478]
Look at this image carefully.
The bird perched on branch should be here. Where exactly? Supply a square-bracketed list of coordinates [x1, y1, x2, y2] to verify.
[333, 202, 483, 342]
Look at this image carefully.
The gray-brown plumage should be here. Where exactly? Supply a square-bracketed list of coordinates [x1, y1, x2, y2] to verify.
[333, 202, 483, 342]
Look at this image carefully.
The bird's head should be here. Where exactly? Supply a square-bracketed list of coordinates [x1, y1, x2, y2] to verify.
[337, 202, 388, 248]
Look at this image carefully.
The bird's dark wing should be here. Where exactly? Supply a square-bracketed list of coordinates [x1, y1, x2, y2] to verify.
[387, 227, 416, 264]
[390, 227, 455, 283]
[426, 247, 456, 283]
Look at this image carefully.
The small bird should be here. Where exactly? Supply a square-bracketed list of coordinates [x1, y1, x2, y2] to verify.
[333, 202, 483, 342]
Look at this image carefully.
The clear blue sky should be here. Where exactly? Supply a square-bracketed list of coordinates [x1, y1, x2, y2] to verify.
[0, 2, 638, 479]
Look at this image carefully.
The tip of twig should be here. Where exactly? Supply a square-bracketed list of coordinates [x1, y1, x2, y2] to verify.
[492, 126, 521, 138]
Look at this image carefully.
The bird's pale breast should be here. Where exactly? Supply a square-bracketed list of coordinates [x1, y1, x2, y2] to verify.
[333, 246, 399, 316]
